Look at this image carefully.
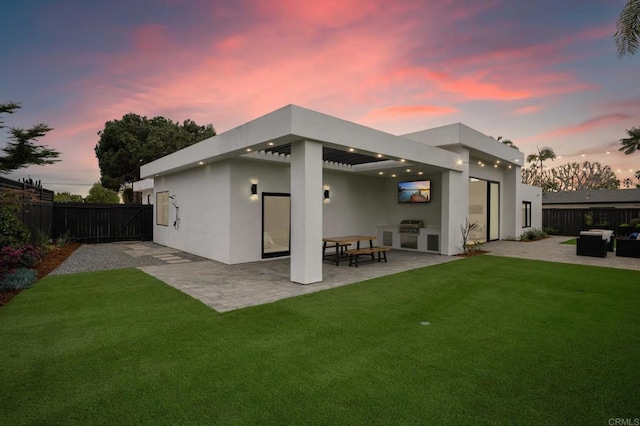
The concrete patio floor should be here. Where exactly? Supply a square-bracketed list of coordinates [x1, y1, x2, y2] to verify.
[139, 250, 461, 312]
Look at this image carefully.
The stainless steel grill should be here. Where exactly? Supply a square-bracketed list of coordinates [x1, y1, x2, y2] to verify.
[399, 219, 424, 234]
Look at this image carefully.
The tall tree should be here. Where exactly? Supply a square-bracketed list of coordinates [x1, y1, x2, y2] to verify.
[0, 102, 59, 173]
[94, 114, 216, 200]
[523, 146, 556, 189]
[615, 0, 640, 57]
[550, 161, 620, 191]
[623, 177, 633, 188]
[619, 126, 640, 154]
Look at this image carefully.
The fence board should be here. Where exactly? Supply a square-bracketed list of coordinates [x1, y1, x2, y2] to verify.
[53, 203, 153, 243]
[543, 208, 640, 236]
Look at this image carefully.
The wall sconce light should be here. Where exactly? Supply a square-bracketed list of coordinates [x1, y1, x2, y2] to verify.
[251, 183, 258, 195]
[324, 189, 330, 199]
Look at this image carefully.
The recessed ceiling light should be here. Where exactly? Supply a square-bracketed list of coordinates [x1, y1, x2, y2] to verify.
[391, 174, 396, 177]
[400, 159, 405, 162]
[246, 148, 251, 152]
[406, 169, 411, 172]
[377, 154, 383, 158]
[418, 172, 423, 175]
[494, 164, 498, 168]
[349, 148, 355, 152]
[496, 160, 500, 164]
[268, 142, 274, 146]
[508, 165, 512, 169]
[378, 171, 384, 175]
[199, 161, 204, 165]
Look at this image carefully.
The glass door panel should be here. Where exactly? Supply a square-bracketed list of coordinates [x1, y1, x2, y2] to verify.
[262, 193, 290, 258]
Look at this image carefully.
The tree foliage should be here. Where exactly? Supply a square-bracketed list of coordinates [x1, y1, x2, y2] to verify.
[619, 126, 640, 154]
[495, 136, 519, 150]
[54, 192, 84, 203]
[549, 161, 620, 191]
[0, 102, 59, 173]
[94, 114, 216, 193]
[85, 183, 120, 204]
[615, 0, 640, 57]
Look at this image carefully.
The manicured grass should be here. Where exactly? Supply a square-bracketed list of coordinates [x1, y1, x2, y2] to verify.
[1, 258, 638, 424]
[561, 238, 577, 245]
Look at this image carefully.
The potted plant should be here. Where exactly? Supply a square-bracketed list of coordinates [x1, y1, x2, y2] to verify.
[618, 223, 631, 237]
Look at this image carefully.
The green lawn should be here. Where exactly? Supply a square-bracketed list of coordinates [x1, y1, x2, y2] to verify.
[1, 257, 638, 424]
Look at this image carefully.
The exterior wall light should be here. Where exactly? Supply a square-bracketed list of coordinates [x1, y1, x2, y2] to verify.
[324, 189, 330, 199]
[251, 183, 258, 195]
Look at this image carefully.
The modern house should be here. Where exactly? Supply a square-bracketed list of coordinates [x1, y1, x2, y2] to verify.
[139, 105, 541, 284]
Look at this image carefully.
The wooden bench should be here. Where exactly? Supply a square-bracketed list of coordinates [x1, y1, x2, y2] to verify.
[322, 243, 351, 263]
[345, 246, 390, 267]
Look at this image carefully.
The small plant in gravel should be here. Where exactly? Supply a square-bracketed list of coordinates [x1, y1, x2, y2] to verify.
[519, 228, 548, 241]
[0, 268, 37, 290]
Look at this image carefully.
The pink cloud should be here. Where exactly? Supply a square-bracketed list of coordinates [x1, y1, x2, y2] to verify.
[365, 104, 458, 119]
[511, 106, 543, 115]
[539, 113, 633, 139]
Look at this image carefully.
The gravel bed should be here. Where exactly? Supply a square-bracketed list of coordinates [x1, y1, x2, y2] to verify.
[51, 241, 208, 275]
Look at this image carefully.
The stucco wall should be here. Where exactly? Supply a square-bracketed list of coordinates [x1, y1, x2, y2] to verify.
[153, 162, 231, 263]
[520, 184, 543, 233]
[228, 159, 291, 264]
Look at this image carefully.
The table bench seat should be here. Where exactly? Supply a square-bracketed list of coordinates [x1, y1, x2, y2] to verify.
[345, 247, 390, 267]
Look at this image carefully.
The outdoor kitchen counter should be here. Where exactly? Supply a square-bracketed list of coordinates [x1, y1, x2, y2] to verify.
[377, 226, 441, 253]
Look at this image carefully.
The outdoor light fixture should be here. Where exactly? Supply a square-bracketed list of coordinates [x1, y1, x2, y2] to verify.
[251, 183, 258, 195]
[324, 189, 330, 199]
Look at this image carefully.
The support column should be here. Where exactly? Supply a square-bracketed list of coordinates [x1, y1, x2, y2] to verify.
[440, 149, 469, 255]
[290, 140, 323, 284]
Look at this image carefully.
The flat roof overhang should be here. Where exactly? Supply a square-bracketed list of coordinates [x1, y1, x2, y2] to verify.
[140, 105, 464, 179]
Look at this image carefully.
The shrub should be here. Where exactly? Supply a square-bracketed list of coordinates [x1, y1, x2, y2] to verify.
[55, 230, 72, 248]
[0, 245, 43, 274]
[542, 227, 559, 235]
[0, 206, 30, 247]
[0, 268, 37, 290]
[520, 228, 548, 241]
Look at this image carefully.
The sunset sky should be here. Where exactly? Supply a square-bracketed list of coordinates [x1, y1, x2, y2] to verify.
[1, 0, 639, 195]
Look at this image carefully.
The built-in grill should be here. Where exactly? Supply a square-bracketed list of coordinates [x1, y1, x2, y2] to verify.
[399, 220, 424, 234]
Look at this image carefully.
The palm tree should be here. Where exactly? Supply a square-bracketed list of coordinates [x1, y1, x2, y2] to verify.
[526, 146, 556, 172]
[619, 127, 640, 154]
[615, 0, 640, 57]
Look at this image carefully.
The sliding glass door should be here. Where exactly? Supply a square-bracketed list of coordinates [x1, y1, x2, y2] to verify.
[468, 178, 500, 242]
[262, 193, 291, 258]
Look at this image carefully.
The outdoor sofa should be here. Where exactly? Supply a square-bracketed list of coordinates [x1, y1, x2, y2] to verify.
[576, 234, 608, 258]
[615, 236, 640, 258]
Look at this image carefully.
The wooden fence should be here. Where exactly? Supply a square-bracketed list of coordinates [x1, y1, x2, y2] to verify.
[543, 207, 640, 236]
[53, 203, 153, 243]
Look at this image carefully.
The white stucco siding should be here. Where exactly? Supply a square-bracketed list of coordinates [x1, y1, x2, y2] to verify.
[153, 162, 231, 263]
[322, 171, 386, 238]
[228, 159, 291, 264]
[519, 184, 543, 232]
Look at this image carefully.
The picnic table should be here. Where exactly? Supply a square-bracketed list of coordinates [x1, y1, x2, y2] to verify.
[322, 235, 389, 267]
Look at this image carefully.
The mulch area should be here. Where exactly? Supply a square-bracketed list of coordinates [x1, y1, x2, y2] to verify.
[0, 242, 82, 307]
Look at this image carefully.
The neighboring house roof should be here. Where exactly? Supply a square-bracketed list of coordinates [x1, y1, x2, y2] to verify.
[542, 189, 640, 205]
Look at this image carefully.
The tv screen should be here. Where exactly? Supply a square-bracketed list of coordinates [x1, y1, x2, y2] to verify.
[398, 180, 431, 203]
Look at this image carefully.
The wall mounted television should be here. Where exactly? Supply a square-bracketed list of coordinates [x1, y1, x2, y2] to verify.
[398, 180, 431, 203]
